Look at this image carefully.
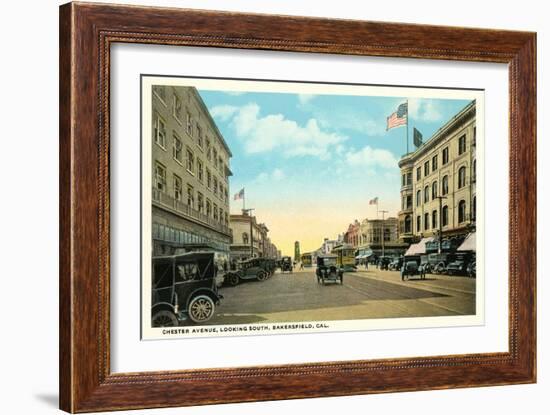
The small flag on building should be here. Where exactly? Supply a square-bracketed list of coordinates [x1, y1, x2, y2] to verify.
[369, 197, 378, 205]
[386, 102, 408, 130]
[413, 127, 423, 147]
[233, 188, 244, 200]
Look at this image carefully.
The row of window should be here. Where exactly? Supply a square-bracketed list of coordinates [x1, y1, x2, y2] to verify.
[403, 129, 475, 186]
[403, 198, 476, 233]
[155, 124, 230, 202]
[154, 162, 229, 226]
[153, 100, 229, 179]
[405, 163, 476, 209]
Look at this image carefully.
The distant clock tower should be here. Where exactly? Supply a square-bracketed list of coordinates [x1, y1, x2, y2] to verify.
[294, 241, 301, 261]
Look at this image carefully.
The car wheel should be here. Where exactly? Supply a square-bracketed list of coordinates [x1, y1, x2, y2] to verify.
[228, 273, 240, 286]
[188, 295, 215, 323]
[152, 310, 178, 327]
[257, 271, 268, 281]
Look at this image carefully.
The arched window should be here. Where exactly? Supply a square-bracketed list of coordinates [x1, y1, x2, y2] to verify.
[242, 232, 249, 245]
[424, 212, 429, 230]
[416, 189, 421, 206]
[472, 196, 477, 221]
[458, 166, 466, 188]
[404, 215, 412, 233]
[442, 175, 449, 195]
[424, 186, 429, 203]
[442, 205, 448, 227]
[458, 200, 467, 223]
[473, 159, 477, 182]
[432, 210, 438, 229]
[432, 181, 438, 199]
[416, 215, 421, 232]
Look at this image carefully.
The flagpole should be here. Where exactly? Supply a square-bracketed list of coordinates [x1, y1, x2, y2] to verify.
[243, 189, 246, 213]
[406, 99, 409, 154]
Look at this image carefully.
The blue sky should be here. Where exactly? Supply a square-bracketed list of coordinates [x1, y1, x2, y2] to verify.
[199, 88, 471, 256]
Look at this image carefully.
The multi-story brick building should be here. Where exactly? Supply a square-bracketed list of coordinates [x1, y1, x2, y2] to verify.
[151, 85, 233, 261]
[343, 220, 361, 247]
[355, 217, 407, 258]
[229, 212, 279, 261]
[397, 101, 476, 245]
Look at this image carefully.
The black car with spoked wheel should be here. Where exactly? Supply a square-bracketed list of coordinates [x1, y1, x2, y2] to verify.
[316, 254, 343, 285]
[223, 257, 271, 286]
[151, 252, 222, 327]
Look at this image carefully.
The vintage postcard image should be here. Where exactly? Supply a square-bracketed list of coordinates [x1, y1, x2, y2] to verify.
[141, 76, 484, 340]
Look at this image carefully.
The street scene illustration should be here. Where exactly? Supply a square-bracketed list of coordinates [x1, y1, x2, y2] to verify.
[148, 80, 478, 332]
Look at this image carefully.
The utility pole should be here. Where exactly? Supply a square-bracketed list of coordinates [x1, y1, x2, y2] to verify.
[434, 196, 447, 254]
[379, 210, 388, 257]
[242, 208, 255, 258]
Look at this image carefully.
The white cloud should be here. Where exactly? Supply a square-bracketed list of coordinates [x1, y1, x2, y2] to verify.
[304, 106, 387, 137]
[345, 146, 399, 169]
[223, 91, 245, 96]
[298, 94, 315, 105]
[209, 105, 239, 122]
[255, 168, 286, 183]
[272, 168, 285, 180]
[227, 103, 348, 159]
[409, 99, 443, 122]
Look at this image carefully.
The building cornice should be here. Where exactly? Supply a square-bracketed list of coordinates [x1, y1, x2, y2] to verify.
[398, 100, 476, 167]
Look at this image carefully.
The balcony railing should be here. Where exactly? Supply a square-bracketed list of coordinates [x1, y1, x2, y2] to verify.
[152, 187, 231, 236]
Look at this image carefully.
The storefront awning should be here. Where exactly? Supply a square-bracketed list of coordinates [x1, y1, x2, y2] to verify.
[457, 232, 476, 252]
[404, 237, 435, 256]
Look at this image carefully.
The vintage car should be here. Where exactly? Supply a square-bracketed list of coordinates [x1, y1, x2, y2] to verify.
[388, 257, 403, 271]
[151, 252, 222, 327]
[316, 255, 343, 285]
[467, 256, 476, 278]
[281, 256, 293, 273]
[418, 255, 432, 275]
[262, 258, 277, 277]
[223, 258, 271, 286]
[446, 252, 473, 276]
[378, 256, 392, 270]
[400, 255, 425, 280]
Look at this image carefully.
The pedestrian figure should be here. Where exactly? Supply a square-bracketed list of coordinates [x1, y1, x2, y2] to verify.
[365, 260, 368, 270]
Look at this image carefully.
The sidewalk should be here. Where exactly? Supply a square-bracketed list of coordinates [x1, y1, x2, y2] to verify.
[354, 268, 477, 296]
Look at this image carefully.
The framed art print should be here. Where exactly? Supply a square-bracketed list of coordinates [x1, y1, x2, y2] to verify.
[59, 2, 536, 412]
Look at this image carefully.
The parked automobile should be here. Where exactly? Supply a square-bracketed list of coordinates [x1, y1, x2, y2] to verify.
[446, 253, 473, 276]
[388, 257, 404, 271]
[262, 258, 277, 277]
[433, 261, 447, 274]
[316, 255, 343, 285]
[400, 255, 425, 280]
[281, 256, 293, 273]
[378, 256, 392, 270]
[418, 255, 432, 275]
[467, 256, 476, 278]
[224, 258, 271, 286]
[151, 252, 222, 327]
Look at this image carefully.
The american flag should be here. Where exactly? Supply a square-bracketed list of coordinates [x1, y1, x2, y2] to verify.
[233, 188, 244, 200]
[386, 102, 408, 130]
[369, 197, 378, 205]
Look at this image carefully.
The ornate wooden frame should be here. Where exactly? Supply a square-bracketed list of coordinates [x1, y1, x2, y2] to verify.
[59, 2, 536, 412]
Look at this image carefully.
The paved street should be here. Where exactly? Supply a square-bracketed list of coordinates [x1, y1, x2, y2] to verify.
[194, 267, 476, 326]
